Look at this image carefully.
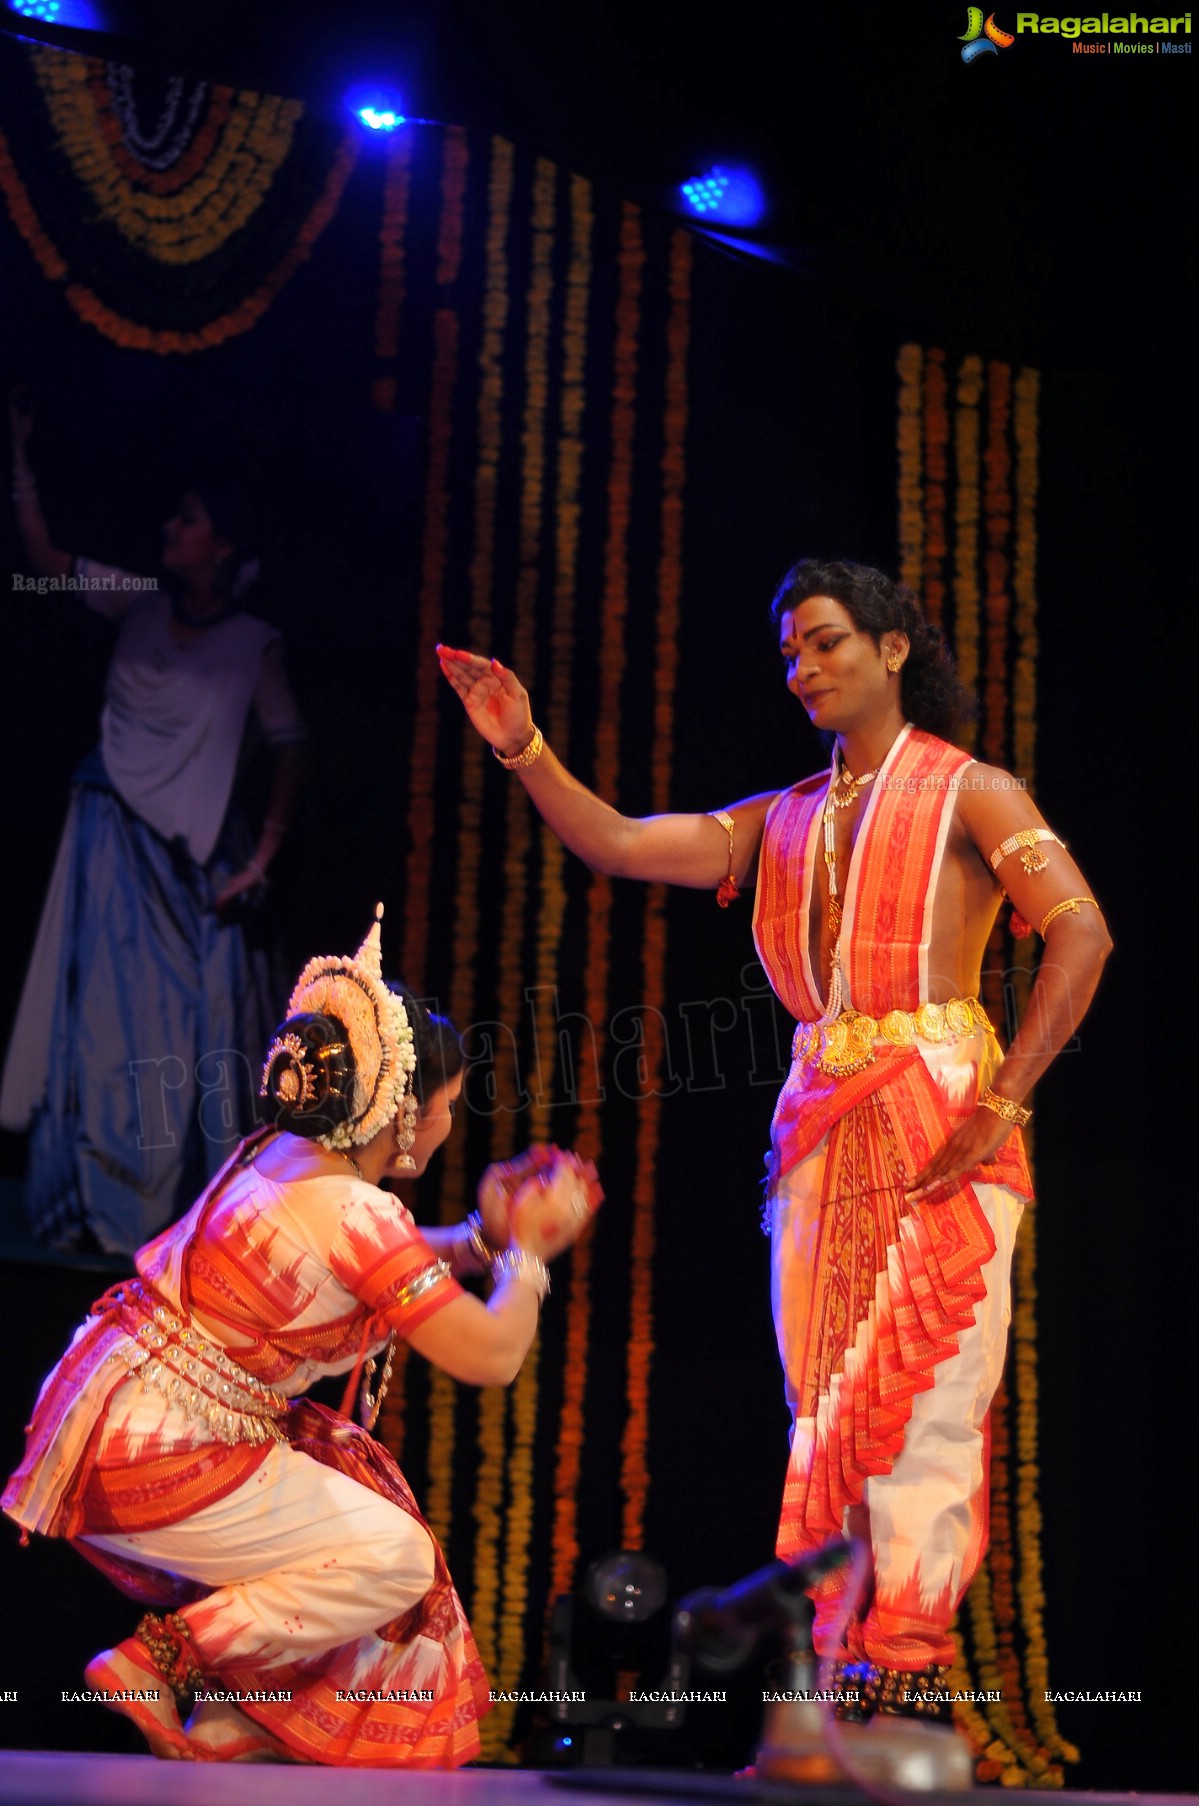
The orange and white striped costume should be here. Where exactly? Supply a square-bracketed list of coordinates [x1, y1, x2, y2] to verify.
[3, 1132, 489, 1766]
[753, 725, 1032, 1669]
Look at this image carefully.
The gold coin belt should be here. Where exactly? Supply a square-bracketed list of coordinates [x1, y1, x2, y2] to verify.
[793, 996, 993, 1079]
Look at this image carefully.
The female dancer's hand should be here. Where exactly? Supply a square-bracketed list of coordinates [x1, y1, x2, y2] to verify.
[475, 1146, 556, 1249]
[437, 645, 535, 757]
[509, 1152, 602, 1263]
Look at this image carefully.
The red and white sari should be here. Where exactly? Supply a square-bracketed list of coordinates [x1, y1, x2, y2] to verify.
[3, 1133, 490, 1766]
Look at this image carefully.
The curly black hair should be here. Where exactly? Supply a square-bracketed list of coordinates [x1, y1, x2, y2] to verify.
[770, 558, 976, 744]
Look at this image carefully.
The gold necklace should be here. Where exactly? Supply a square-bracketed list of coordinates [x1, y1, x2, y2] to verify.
[827, 762, 880, 812]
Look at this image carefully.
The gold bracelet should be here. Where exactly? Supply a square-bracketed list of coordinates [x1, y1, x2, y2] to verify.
[493, 725, 544, 770]
[987, 828, 1063, 876]
[1039, 895, 1098, 937]
[978, 1086, 1032, 1128]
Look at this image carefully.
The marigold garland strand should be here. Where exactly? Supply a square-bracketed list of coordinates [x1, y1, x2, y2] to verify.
[0, 130, 68, 280]
[384, 130, 468, 1487]
[953, 353, 985, 751]
[1011, 371, 1040, 791]
[466, 142, 522, 1732]
[621, 230, 691, 1549]
[473, 156, 557, 1760]
[921, 347, 949, 626]
[983, 360, 1013, 771]
[418, 132, 470, 1530]
[898, 344, 1072, 1784]
[897, 344, 924, 594]
[488, 167, 594, 1760]
[421, 137, 513, 1535]
[0, 113, 357, 354]
[399, 127, 469, 1004]
[547, 201, 645, 1609]
[366, 130, 415, 1462]
[372, 132, 414, 412]
[33, 49, 303, 262]
[1007, 367, 1074, 1765]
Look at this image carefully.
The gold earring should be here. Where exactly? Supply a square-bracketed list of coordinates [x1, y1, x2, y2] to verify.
[886, 654, 902, 673]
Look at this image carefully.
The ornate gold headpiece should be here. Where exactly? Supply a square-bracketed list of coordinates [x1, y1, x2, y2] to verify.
[280, 903, 418, 1162]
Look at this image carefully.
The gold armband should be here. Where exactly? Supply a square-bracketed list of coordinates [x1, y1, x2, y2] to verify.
[493, 725, 544, 770]
[988, 828, 1063, 876]
[1039, 895, 1099, 938]
[710, 809, 740, 907]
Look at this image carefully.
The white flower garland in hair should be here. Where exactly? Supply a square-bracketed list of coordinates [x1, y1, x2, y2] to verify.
[285, 905, 419, 1163]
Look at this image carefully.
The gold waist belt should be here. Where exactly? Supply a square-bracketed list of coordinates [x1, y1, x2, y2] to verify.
[792, 996, 994, 1079]
[104, 1281, 289, 1448]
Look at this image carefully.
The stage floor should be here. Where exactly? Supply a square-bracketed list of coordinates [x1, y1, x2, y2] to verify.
[0, 1756, 1194, 1806]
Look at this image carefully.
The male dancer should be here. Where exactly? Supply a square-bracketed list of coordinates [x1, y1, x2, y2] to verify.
[439, 557, 1110, 1730]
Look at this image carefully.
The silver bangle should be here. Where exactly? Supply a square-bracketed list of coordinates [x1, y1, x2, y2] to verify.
[490, 1247, 550, 1301]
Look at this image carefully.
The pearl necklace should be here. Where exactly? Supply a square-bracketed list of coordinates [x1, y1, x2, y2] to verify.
[819, 753, 882, 1019]
[816, 728, 909, 1025]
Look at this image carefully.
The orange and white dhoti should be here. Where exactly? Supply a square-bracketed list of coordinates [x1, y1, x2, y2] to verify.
[753, 727, 1034, 1676]
[770, 1033, 1024, 1667]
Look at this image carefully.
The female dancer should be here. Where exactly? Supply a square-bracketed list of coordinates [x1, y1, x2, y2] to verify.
[3, 908, 600, 1764]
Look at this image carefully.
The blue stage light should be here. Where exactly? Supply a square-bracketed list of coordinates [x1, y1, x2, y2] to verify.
[11, 1, 110, 23]
[678, 165, 767, 228]
[345, 86, 407, 133]
[358, 105, 404, 132]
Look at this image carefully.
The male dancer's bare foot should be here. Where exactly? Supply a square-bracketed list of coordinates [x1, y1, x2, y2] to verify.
[83, 1640, 193, 1759]
[185, 1697, 293, 1762]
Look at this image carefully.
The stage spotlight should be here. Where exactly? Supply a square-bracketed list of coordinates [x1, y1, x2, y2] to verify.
[535, 1550, 691, 1766]
[345, 86, 407, 133]
[678, 166, 767, 228]
[13, 1, 62, 18]
[585, 1549, 668, 1624]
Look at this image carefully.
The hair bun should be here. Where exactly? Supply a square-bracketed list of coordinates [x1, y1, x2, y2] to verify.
[259, 1013, 356, 1140]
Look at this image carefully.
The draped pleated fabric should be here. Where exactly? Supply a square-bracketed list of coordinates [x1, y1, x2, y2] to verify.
[753, 728, 1033, 1559]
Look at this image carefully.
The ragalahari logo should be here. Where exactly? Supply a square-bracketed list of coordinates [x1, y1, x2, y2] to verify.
[960, 8, 1017, 56]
